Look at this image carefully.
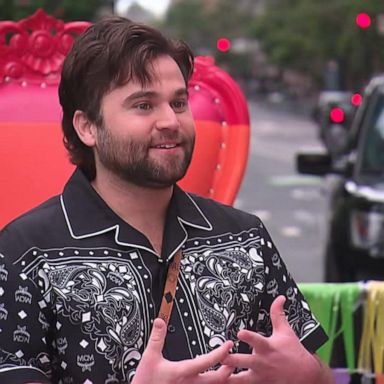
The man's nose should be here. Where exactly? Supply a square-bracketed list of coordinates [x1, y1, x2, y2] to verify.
[154, 104, 180, 130]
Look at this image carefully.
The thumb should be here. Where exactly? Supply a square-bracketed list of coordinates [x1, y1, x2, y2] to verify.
[145, 318, 167, 355]
[270, 295, 290, 333]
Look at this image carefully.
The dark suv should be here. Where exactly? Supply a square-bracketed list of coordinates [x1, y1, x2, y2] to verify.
[297, 75, 384, 282]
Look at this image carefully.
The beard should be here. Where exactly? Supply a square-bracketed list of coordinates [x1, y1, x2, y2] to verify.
[95, 125, 195, 188]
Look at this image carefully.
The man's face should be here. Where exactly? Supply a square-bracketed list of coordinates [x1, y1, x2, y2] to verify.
[94, 55, 195, 188]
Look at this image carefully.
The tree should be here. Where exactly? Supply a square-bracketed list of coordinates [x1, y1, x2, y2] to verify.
[0, 0, 104, 22]
[160, 0, 255, 80]
[160, 0, 208, 51]
[250, 0, 384, 90]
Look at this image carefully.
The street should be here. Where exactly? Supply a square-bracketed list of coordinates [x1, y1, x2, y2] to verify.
[235, 98, 328, 283]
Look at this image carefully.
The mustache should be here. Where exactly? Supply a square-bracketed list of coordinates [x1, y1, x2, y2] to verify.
[150, 132, 188, 145]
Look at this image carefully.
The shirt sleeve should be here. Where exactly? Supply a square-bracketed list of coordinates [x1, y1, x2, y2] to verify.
[0, 229, 53, 383]
[256, 220, 329, 354]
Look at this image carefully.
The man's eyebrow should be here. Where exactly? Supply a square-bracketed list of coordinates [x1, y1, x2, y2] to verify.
[174, 88, 189, 97]
[123, 90, 157, 103]
[123, 88, 189, 104]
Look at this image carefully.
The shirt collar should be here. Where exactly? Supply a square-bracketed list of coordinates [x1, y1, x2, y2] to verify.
[60, 169, 212, 261]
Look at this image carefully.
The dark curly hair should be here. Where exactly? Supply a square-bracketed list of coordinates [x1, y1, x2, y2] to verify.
[59, 16, 194, 180]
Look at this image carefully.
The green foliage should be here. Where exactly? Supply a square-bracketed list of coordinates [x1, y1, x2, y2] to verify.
[162, 0, 384, 90]
[5, 0, 381, 91]
[161, 0, 208, 49]
[163, 0, 253, 50]
[0, 0, 104, 21]
[252, 0, 384, 89]
[160, 0, 255, 79]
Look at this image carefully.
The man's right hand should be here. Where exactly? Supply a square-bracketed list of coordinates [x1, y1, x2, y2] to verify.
[132, 318, 234, 384]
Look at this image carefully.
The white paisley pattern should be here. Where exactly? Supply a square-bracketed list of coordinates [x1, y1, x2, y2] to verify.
[0, 176, 326, 383]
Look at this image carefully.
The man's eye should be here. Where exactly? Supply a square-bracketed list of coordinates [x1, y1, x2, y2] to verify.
[135, 103, 152, 111]
[172, 100, 187, 111]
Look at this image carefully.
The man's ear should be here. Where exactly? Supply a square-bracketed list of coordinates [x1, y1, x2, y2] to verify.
[73, 110, 97, 147]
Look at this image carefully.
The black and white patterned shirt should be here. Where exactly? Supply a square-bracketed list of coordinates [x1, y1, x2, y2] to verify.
[0, 169, 328, 383]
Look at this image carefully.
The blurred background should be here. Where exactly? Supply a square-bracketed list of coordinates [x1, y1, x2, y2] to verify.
[2, 0, 384, 283]
[3, 0, 383, 95]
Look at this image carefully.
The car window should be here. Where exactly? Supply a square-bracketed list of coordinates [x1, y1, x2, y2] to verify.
[359, 93, 384, 176]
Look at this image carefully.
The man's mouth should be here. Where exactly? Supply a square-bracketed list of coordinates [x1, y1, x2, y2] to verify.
[155, 144, 177, 149]
[152, 143, 180, 149]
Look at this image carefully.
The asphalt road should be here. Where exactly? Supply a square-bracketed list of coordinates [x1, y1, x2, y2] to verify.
[235, 98, 328, 283]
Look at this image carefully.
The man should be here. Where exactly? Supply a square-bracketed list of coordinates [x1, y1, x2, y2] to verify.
[0, 16, 333, 383]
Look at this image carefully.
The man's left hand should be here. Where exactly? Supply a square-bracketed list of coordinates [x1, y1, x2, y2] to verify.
[222, 295, 332, 384]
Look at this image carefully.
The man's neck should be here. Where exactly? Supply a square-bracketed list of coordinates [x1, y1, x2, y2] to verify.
[91, 171, 173, 255]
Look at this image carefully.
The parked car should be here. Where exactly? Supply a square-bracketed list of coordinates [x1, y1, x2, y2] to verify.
[312, 90, 360, 159]
[297, 75, 384, 282]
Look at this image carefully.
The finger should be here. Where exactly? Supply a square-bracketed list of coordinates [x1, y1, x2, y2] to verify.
[226, 370, 250, 384]
[270, 295, 290, 333]
[221, 353, 255, 369]
[236, 328, 270, 351]
[185, 340, 233, 376]
[197, 364, 235, 384]
[145, 318, 167, 355]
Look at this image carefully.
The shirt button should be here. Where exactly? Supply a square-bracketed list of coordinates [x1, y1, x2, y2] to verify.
[168, 324, 176, 333]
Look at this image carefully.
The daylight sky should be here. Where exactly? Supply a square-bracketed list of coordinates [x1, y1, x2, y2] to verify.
[115, 0, 171, 17]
